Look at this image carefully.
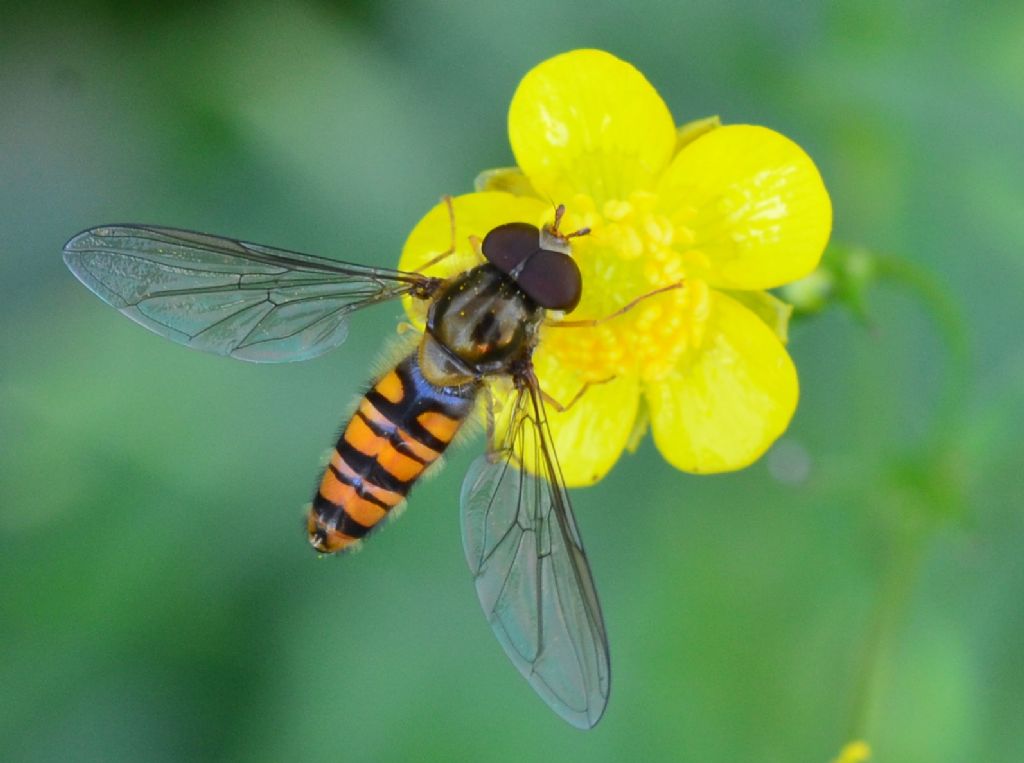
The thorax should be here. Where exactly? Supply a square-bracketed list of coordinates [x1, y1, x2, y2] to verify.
[420, 264, 542, 386]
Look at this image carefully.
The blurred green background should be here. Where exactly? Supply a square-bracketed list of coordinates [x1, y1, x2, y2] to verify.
[3, 2, 1022, 761]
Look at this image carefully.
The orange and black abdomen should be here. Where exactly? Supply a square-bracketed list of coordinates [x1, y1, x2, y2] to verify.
[307, 351, 479, 553]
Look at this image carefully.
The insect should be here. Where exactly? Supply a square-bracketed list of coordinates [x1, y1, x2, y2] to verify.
[63, 203, 611, 728]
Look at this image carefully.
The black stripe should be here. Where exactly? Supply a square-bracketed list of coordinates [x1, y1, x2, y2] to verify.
[312, 491, 342, 522]
[364, 387, 450, 452]
[314, 491, 375, 538]
[364, 353, 479, 450]
[354, 407, 398, 441]
[355, 410, 428, 465]
[390, 432, 432, 463]
[405, 402, 468, 450]
[335, 438, 412, 496]
[328, 462, 390, 510]
[338, 512, 374, 539]
[356, 406, 395, 436]
[395, 358, 471, 452]
[470, 311, 498, 345]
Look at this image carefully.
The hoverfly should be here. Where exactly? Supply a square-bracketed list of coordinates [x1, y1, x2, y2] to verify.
[63, 202, 610, 728]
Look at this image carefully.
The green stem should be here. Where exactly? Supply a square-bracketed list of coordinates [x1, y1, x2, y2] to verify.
[835, 250, 973, 745]
[872, 255, 972, 447]
[846, 530, 925, 742]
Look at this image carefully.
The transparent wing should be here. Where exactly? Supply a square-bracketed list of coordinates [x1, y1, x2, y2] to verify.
[63, 225, 433, 362]
[460, 377, 610, 729]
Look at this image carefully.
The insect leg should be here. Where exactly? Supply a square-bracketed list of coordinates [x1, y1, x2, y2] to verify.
[468, 235, 484, 259]
[545, 282, 684, 328]
[484, 387, 497, 442]
[413, 195, 461, 274]
[540, 376, 616, 414]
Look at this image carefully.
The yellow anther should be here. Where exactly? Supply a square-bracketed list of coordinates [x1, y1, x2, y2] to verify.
[602, 199, 633, 221]
[643, 214, 674, 246]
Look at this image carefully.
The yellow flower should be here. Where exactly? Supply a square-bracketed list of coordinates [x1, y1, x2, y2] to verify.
[399, 49, 831, 486]
[832, 740, 872, 763]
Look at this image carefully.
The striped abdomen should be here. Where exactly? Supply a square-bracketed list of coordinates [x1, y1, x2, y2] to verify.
[307, 351, 479, 553]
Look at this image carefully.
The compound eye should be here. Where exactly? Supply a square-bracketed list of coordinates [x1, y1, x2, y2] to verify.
[481, 221, 583, 312]
[517, 251, 582, 312]
[481, 222, 541, 273]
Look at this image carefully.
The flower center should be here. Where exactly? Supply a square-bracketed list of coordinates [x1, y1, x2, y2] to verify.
[540, 191, 710, 383]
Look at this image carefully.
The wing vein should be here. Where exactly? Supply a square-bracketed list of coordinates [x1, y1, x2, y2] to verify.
[64, 224, 432, 363]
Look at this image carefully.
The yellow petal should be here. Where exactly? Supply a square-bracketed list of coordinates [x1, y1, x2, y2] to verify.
[538, 359, 640, 488]
[658, 125, 832, 290]
[398, 191, 550, 325]
[646, 289, 798, 473]
[490, 342, 641, 488]
[508, 49, 676, 206]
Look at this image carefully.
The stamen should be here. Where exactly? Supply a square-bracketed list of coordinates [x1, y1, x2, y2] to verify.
[540, 190, 702, 384]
